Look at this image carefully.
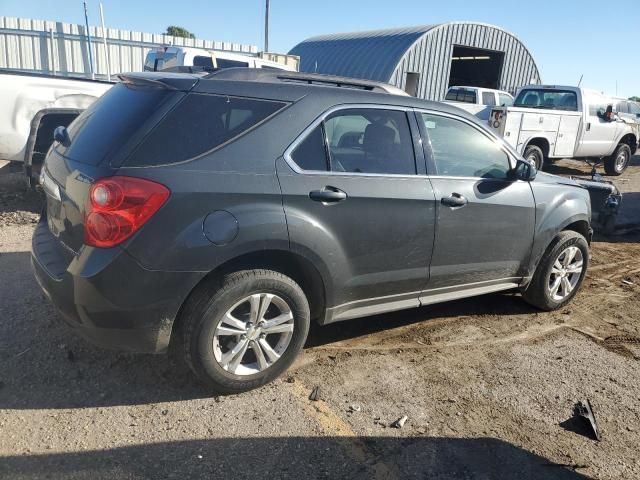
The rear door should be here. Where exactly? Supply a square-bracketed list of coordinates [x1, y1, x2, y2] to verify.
[417, 111, 535, 295]
[277, 105, 436, 313]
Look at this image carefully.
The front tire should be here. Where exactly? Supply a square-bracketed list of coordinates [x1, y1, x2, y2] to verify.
[181, 269, 310, 394]
[523, 231, 589, 311]
[523, 145, 545, 171]
[604, 143, 631, 176]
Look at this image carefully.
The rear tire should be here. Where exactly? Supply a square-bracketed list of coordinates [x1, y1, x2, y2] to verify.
[523, 145, 545, 171]
[523, 231, 589, 311]
[604, 143, 630, 176]
[181, 269, 310, 394]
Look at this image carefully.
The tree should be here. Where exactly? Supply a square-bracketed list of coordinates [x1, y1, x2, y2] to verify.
[165, 26, 195, 39]
[629, 96, 640, 102]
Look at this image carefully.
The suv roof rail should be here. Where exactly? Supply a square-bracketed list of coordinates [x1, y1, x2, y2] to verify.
[205, 68, 409, 96]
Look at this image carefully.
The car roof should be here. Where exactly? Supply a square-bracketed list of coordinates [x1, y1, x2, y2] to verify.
[118, 69, 484, 124]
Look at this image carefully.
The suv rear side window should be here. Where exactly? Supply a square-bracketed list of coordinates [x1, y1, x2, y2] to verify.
[289, 108, 417, 175]
[421, 113, 510, 179]
[58, 83, 176, 165]
[126, 94, 287, 166]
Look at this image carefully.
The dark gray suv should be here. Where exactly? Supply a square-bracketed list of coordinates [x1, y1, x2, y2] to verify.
[33, 69, 592, 393]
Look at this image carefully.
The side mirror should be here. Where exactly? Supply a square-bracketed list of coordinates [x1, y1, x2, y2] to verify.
[53, 126, 71, 147]
[512, 159, 537, 181]
[636, 113, 640, 119]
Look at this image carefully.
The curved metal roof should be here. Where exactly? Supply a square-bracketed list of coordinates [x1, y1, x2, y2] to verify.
[289, 25, 439, 81]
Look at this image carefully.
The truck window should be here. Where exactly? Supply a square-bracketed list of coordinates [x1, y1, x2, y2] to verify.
[445, 88, 460, 101]
[482, 92, 496, 106]
[217, 59, 250, 69]
[193, 56, 214, 68]
[498, 93, 513, 106]
[629, 102, 640, 116]
[462, 90, 477, 104]
[514, 89, 578, 111]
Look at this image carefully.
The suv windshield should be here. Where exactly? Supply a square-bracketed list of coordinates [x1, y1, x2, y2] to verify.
[514, 89, 578, 111]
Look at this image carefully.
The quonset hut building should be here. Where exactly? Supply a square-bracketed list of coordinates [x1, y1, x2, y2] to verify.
[289, 22, 541, 101]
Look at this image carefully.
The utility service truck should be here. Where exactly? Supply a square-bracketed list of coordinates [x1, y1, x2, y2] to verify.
[488, 85, 638, 175]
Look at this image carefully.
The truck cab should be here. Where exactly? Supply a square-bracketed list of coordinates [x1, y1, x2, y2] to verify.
[144, 46, 298, 72]
[488, 85, 637, 175]
[443, 86, 514, 120]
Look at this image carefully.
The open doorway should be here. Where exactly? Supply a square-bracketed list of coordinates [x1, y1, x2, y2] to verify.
[404, 72, 419, 96]
[448, 46, 505, 89]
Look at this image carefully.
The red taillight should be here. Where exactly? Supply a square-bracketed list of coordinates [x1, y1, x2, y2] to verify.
[84, 176, 170, 248]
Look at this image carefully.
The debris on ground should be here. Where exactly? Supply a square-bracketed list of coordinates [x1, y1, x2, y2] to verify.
[391, 415, 408, 429]
[622, 279, 634, 286]
[309, 386, 321, 401]
[574, 399, 601, 441]
[348, 404, 361, 413]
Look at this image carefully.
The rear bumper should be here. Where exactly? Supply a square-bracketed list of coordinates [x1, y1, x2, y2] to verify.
[31, 219, 203, 353]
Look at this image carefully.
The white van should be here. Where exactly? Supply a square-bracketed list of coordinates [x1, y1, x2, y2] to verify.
[144, 46, 297, 72]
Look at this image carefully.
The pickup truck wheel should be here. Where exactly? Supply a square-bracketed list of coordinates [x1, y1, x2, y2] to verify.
[523, 145, 544, 170]
[180, 270, 310, 394]
[604, 143, 630, 176]
[523, 231, 589, 311]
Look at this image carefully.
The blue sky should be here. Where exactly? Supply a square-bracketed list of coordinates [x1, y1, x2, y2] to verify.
[3, 0, 639, 97]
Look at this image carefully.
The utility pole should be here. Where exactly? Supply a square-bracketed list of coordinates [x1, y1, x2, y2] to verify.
[99, 1, 111, 81]
[83, 0, 95, 79]
[264, 0, 270, 52]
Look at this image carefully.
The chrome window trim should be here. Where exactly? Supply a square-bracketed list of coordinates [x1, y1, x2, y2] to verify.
[282, 103, 421, 178]
[414, 108, 519, 171]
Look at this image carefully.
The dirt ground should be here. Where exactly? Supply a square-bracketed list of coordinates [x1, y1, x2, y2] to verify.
[1, 159, 639, 479]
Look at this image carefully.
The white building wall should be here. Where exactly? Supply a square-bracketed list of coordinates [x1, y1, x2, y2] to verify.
[0, 16, 258, 79]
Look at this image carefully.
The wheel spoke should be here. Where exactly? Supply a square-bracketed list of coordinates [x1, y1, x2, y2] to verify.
[221, 313, 246, 331]
[252, 341, 269, 371]
[561, 277, 573, 296]
[554, 259, 563, 271]
[550, 277, 562, 297]
[216, 325, 247, 336]
[258, 338, 281, 363]
[261, 312, 293, 330]
[262, 323, 294, 335]
[249, 294, 261, 323]
[566, 261, 583, 274]
[257, 294, 274, 323]
[224, 339, 250, 373]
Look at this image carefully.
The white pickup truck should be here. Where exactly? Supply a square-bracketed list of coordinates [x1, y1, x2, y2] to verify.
[144, 46, 298, 72]
[488, 85, 638, 175]
[0, 70, 112, 184]
[443, 86, 514, 121]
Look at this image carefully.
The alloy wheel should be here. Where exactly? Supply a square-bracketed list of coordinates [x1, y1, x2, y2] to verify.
[213, 293, 294, 376]
[547, 246, 583, 301]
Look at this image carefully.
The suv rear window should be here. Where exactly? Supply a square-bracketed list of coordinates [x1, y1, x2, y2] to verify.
[126, 94, 287, 166]
[57, 83, 177, 166]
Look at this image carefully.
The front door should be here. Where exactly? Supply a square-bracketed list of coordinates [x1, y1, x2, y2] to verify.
[277, 106, 436, 317]
[417, 111, 536, 297]
[576, 96, 617, 157]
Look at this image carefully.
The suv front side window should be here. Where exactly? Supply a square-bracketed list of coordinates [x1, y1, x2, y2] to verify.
[289, 108, 417, 176]
[421, 113, 511, 179]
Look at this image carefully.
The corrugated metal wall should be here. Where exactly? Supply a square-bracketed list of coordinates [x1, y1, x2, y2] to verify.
[0, 16, 258, 79]
[390, 23, 540, 100]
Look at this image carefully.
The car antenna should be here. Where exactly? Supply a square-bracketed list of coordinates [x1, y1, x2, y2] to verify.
[577, 74, 583, 87]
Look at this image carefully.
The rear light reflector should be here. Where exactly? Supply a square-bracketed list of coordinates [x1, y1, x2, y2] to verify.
[84, 176, 170, 248]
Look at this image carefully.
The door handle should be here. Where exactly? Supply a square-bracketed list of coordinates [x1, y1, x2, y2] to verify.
[441, 193, 468, 208]
[586, 122, 591, 131]
[309, 186, 347, 203]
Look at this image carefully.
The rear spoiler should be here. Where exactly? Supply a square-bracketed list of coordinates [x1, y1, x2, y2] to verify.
[117, 72, 200, 91]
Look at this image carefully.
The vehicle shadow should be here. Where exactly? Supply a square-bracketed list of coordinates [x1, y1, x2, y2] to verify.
[0, 250, 537, 410]
[0, 436, 589, 479]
